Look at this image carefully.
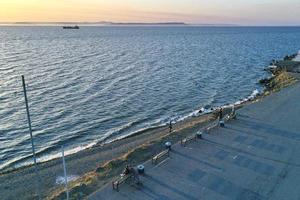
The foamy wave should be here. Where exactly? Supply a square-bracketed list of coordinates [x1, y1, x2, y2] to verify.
[104, 126, 157, 144]
[173, 108, 213, 123]
[38, 141, 100, 164]
[36, 122, 139, 164]
[1, 140, 103, 172]
[104, 109, 213, 144]
[233, 89, 261, 106]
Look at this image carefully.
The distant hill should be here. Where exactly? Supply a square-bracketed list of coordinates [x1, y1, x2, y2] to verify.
[1, 21, 187, 26]
[0, 21, 245, 27]
[108, 22, 187, 26]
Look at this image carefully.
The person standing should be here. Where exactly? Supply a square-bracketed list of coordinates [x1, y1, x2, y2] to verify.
[169, 120, 173, 133]
[219, 108, 223, 120]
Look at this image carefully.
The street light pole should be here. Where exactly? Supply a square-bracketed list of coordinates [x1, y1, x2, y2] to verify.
[22, 75, 42, 200]
[61, 146, 69, 200]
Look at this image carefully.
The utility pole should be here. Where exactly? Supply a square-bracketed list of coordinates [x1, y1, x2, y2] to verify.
[61, 146, 69, 200]
[22, 75, 42, 200]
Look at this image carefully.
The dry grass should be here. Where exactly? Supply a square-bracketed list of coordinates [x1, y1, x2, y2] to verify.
[265, 71, 297, 93]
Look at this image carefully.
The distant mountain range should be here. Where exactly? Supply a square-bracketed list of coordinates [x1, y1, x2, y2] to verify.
[1, 22, 299, 27]
[1, 21, 187, 26]
[0, 21, 241, 26]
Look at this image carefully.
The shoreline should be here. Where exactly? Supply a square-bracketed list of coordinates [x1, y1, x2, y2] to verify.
[0, 87, 261, 174]
[1, 54, 299, 200]
[0, 110, 218, 175]
[1, 83, 262, 174]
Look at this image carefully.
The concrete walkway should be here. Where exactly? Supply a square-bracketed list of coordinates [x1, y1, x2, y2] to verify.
[89, 82, 300, 200]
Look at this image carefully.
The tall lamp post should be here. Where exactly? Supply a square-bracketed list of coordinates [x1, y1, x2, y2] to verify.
[22, 75, 42, 200]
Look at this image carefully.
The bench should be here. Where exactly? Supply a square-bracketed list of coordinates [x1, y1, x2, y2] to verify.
[224, 111, 237, 121]
[112, 174, 132, 191]
[152, 149, 170, 164]
[181, 135, 197, 146]
[230, 112, 237, 119]
[225, 107, 237, 121]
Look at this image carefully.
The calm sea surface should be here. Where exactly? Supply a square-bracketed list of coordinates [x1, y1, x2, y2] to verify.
[1, 26, 300, 171]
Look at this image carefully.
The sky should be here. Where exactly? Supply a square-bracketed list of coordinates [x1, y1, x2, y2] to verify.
[0, 0, 299, 25]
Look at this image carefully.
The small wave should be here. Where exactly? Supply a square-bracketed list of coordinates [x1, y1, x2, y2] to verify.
[1, 120, 147, 171]
[0, 66, 15, 71]
[102, 121, 138, 140]
[232, 89, 261, 106]
[214, 89, 261, 110]
[104, 125, 165, 144]
[105, 107, 215, 143]
[1, 140, 103, 171]
[37, 141, 99, 164]
[174, 107, 214, 123]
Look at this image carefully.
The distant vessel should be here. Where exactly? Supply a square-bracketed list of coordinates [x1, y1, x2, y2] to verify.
[63, 25, 79, 29]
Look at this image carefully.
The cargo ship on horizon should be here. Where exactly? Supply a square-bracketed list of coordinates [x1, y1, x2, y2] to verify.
[62, 25, 79, 29]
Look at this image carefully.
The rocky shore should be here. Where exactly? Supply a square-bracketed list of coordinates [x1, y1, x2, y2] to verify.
[259, 53, 299, 94]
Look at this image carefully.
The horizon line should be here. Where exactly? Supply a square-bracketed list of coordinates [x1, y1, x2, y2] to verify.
[0, 22, 300, 27]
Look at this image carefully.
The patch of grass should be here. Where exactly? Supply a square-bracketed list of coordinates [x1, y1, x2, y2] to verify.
[266, 71, 297, 92]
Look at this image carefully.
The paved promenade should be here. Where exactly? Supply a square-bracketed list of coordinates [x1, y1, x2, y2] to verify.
[89, 81, 300, 200]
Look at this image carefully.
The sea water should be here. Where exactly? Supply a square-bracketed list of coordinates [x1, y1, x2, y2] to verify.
[1, 26, 300, 171]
